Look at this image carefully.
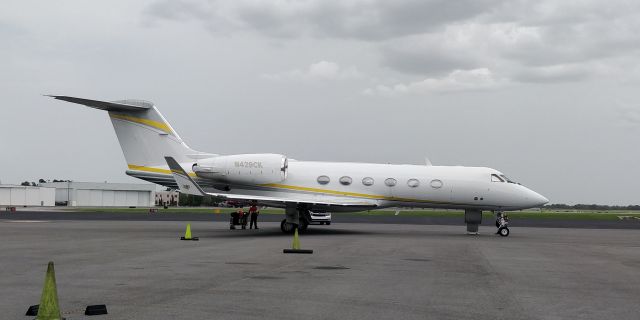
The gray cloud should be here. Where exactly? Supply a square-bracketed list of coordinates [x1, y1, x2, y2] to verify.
[498, 22, 640, 68]
[380, 40, 477, 76]
[145, 0, 213, 22]
[510, 64, 592, 83]
[145, 0, 504, 40]
[363, 68, 506, 95]
[486, 0, 640, 27]
[143, 0, 640, 88]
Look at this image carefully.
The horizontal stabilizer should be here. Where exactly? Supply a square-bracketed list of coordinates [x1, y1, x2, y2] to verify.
[46, 95, 153, 112]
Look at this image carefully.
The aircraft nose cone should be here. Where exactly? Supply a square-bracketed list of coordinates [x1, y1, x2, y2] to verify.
[535, 194, 549, 206]
[527, 189, 549, 207]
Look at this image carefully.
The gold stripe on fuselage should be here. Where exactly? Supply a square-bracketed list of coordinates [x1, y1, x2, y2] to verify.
[128, 164, 197, 177]
[260, 183, 452, 205]
[110, 114, 173, 135]
[260, 183, 384, 200]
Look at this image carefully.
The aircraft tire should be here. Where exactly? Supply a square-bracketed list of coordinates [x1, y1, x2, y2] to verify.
[280, 219, 295, 233]
[498, 227, 509, 237]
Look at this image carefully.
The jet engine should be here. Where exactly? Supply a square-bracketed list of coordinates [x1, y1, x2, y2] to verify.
[192, 153, 288, 185]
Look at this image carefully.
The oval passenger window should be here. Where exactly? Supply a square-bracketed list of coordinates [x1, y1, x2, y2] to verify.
[385, 178, 397, 187]
[430, 179, 443, 189]
[317, 175, 330, 185]
[407, 179, 420, 188]
[339, 176, 352, 186]
[362, 177, 374, 186]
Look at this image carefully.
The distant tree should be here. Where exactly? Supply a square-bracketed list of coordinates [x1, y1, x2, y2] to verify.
[38, 179, 46, 184]
[178, 194, 189, 206]
[545, 203, 639, 211]
[192, 195, 203, 206]
[201, 195, 216, 206]
[20, 181, 30, 186]
[31, 182, 36, 186]
[177, 194, 211, 207]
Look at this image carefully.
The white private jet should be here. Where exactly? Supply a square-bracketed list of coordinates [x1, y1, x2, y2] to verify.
[48, 95, 548, 236]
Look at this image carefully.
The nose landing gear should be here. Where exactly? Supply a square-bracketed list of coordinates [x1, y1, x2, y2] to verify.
[495, 211, 510, 237]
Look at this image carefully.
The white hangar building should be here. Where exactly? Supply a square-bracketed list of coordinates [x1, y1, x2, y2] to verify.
[0, 185, 56, 207]
[40, 182, 156, 207]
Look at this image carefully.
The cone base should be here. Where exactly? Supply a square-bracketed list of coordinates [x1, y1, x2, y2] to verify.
[180, 237, 199, 241]
[283, 249, 313, 254]
[85, 304, 108, 315]
[25, 305, 39, 316]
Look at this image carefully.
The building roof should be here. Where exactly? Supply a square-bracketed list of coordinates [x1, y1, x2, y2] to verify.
[40, 182, 155, 192]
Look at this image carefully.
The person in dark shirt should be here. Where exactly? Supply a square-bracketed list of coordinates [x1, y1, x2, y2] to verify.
[249, 204, 259, 229]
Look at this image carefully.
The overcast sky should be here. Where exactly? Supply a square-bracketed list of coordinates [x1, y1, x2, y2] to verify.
[1, 0, 639, 205]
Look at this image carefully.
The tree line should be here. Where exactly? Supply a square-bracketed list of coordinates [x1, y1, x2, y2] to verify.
[178, 194, 223, 207]
[545, 204, 640, 211]
[19, 179, 72, 186]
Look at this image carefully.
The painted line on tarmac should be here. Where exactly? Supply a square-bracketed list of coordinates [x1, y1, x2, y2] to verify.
[2, 220, 51, 223]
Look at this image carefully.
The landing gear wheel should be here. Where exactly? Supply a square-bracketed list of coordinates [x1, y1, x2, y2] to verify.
[298, 220, 309, 232]
[498, 227, 510, 237]
[280, 219, 295, 233]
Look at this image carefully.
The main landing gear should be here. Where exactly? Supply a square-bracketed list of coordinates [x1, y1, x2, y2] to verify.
[280, 204, 311, 233]
[495, 211, 510, 237]
[280, 219, 308, 233]
[465, 209, 482, 234]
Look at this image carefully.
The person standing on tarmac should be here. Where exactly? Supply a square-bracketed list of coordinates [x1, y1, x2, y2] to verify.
[249, 204, 259, 229]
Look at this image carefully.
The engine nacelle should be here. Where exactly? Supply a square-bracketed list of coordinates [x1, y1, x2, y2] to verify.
[192, 153, 288, 185]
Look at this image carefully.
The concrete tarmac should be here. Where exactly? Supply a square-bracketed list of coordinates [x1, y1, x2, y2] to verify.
[1, 220, 639, 319]
[3, 210, 640, 229]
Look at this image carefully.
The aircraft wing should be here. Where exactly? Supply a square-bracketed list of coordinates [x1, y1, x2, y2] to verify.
[165, 157, 377, 208]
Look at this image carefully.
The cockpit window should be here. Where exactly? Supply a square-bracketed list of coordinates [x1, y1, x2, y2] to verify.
[491, 174, 504, 182]
[500, 174, 516, 184]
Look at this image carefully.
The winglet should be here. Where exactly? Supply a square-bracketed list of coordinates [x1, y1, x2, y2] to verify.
[165, 157, 206, 196]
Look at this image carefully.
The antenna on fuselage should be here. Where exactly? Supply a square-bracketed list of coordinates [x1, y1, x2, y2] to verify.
[425, 157, 433, 166]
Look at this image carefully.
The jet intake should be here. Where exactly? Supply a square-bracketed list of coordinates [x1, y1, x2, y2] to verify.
[192, 153, 288, 185]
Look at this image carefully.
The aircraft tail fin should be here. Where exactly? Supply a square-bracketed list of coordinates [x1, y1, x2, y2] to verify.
[48, 95, 206, 167]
